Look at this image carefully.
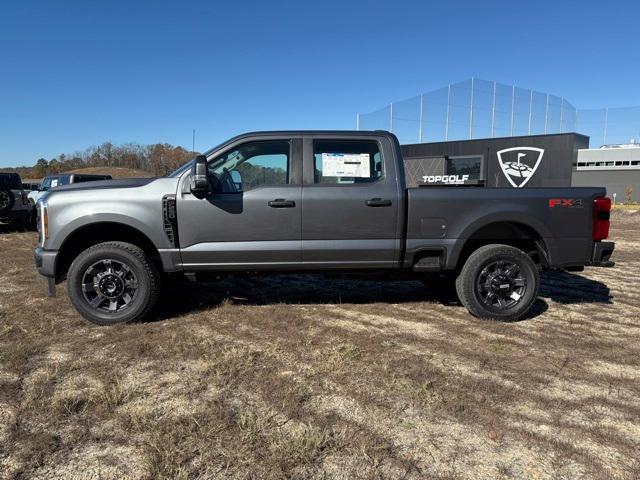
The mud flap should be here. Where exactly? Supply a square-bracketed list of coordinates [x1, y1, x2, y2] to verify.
[47, 277, 56, 298]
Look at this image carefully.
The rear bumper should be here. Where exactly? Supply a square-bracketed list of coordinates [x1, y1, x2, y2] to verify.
[34, 247, 58, 278]
[587, 241, 615, 267]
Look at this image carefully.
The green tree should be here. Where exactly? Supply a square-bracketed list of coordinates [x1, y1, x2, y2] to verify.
[48, 159, 61, 174]
[35, 158, 48, 177]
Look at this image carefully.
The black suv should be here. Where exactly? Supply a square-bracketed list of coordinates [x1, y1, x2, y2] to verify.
[0, 173, 31, 227]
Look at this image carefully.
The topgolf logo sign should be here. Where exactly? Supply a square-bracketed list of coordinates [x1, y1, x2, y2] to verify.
[421, 174, 470, 184]
[497, 147, 544, 188]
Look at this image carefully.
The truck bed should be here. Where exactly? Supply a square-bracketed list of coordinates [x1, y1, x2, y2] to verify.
[404, 186, 607, 269]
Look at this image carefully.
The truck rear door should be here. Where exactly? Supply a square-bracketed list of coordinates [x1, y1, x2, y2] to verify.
[300, 134, 404, 268]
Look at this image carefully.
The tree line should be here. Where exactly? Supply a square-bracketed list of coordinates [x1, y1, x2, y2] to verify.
[3, 142, 199, 179]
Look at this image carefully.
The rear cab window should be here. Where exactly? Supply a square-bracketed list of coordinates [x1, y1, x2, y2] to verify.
[313, 140, 383, 184]
[42, 175, 71, 190]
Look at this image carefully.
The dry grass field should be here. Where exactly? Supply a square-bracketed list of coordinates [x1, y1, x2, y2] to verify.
[0, 212, 638, 479]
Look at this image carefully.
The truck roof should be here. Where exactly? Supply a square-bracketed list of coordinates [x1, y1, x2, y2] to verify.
[226, 130, 392, 139]
[202, 130, 395, 156]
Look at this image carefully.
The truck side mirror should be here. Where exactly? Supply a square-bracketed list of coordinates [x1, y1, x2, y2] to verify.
[190, 155, 209, 197]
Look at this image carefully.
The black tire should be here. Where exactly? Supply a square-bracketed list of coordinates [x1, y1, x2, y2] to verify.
[455, 244, 539, 321]
[67, 242, 160, 325]
[0, 187, 15, 214]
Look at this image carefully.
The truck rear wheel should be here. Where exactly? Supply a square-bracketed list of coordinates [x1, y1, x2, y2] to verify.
[455, 244, 539, 321]
[67, 242, 160, 325]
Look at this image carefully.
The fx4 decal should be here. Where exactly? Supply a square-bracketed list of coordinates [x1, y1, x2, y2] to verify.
[548, 198, 584, 208]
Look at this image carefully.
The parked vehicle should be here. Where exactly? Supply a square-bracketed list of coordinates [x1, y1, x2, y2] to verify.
[28, 173, 113, 206]
[22, 182, 41, 191]
[0, 173, 32, 227]
[34, 131, 614, 325]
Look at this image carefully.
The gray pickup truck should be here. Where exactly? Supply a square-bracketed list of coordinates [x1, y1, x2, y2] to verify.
[34, 131, 614, 325]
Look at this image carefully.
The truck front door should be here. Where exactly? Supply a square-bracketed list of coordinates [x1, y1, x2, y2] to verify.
[301, 135, 403, 269]
[178, 137, 303, 270]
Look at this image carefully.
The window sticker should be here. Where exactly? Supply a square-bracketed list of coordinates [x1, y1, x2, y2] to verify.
[321, 153, 370, 178]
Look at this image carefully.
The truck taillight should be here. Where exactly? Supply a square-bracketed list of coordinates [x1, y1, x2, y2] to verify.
[593, 197, 611, 241]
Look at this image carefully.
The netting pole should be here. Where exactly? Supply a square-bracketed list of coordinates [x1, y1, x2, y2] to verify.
[469, 77, 475, 139]
[603, 108, 609, 145]
[544, 93, 550, 134]
[510, 85, 515, 136]
[491, 81, 497, 138]
[528, 89, 533, 135]
[445, 84, 451, 141]
[418, 94, 424, 143]
[559, 98, 564, 133]
[390, 103, 393, 133]
[356, 113, 360, 130]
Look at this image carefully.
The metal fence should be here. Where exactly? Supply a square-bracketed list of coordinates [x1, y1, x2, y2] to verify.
[357, 78, 640, 147]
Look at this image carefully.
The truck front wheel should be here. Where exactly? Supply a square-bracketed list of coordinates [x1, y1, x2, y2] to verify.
[67, 242, 160, 325]
[455, 244, 539, 321]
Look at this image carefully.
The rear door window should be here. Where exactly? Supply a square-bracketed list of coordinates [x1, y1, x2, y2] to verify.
[313, 140, 383, 184]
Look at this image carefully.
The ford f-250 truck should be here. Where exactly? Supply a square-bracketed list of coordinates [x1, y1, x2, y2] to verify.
[34, 131, 614, 325]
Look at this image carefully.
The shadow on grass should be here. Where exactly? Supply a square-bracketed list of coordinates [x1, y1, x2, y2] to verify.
[540, 270, 613, 304]
[150, 275, 457, 322]
[0, 221, 33, 234]
[149, 274, 552, 323]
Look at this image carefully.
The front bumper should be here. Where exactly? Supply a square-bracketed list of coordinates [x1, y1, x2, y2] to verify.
[588, 241, 615, 267]
[34, 247, 58, 278]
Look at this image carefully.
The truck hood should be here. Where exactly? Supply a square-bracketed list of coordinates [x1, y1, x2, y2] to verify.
[52, 178, 158, 192]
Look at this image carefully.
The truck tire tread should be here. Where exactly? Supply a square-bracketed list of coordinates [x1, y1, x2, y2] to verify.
[67, 241, 160, 325]
[455, 244, 539, 322]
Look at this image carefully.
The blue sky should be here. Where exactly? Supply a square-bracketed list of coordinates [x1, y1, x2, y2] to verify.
[1, 0, 639, 167]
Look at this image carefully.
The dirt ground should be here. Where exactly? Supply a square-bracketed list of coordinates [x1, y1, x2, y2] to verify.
[0, 212, 638, 479]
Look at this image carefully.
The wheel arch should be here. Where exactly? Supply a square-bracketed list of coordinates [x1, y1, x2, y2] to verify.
[449, 220, 550, 271]
[55, 222, 161, 283]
